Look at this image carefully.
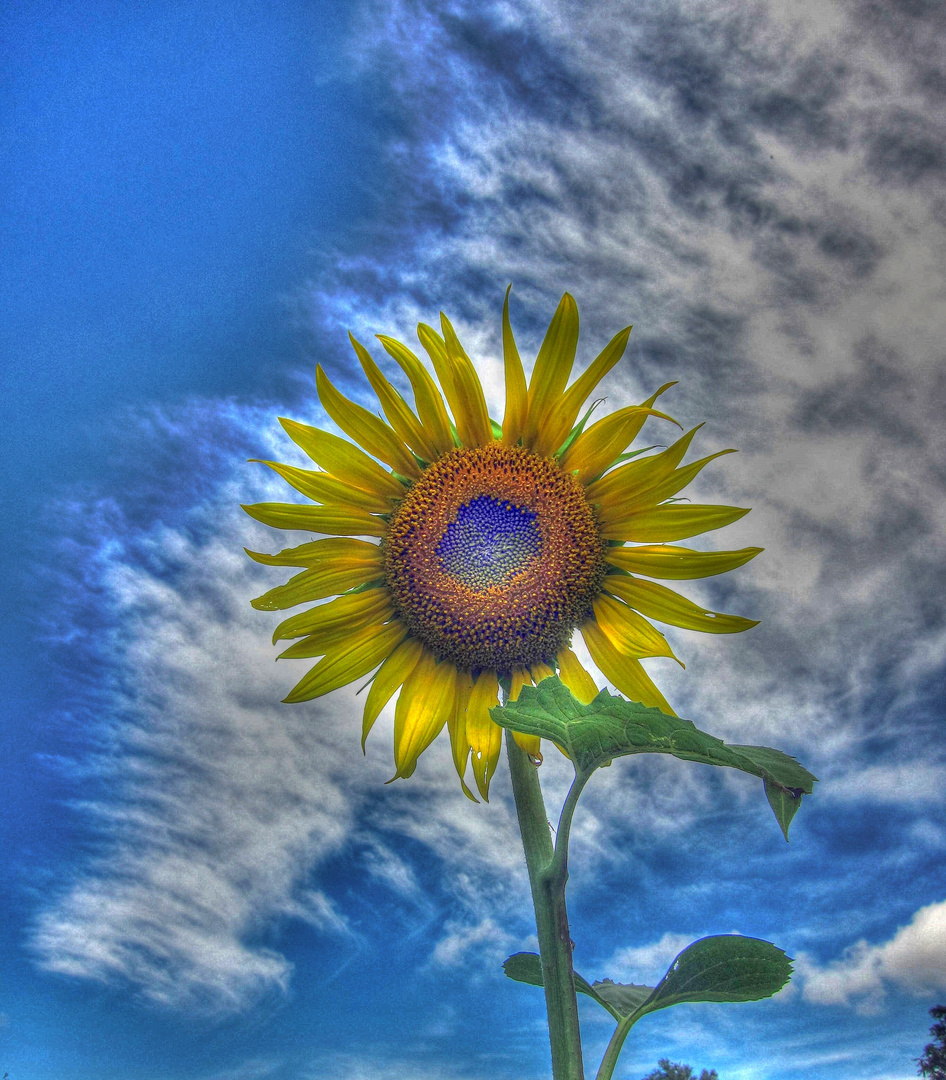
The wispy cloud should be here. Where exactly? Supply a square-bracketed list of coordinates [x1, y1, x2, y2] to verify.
[30, 401, 531, 1011]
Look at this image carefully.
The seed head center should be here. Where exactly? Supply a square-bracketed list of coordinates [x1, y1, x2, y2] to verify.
[436, 495, 541, 590]
[383, 443, 606, 672]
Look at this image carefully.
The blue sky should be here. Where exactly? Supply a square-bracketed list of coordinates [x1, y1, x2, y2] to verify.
[2, 1, 945, 1078]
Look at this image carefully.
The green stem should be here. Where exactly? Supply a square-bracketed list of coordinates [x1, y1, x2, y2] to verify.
[594, 1017, 634, 1080]
[548, 771, 590, 892]
[505, 730, 585, 1080]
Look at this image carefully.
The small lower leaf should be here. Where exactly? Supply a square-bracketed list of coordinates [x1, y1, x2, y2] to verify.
[502, 953, 639, 1021]
[502, 951, 545, 990]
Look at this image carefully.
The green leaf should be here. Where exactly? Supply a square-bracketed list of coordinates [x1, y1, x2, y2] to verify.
[503, 937, 789, 1025]
[502, 953, 646, 1021]
[763, 778, 803, 841]
[589, 979, 655, 1018]
[490, 677, 817, 838]
[638, 935, 792, 1015]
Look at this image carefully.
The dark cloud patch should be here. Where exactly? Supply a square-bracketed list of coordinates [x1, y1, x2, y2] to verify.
[637, 303, 755, 403]
[918, 65, 946, 99]
[857, 0, 945, 32]
[793, 335, 931, 444]
[749, 54, 851, 151]
[816, 223, 883, 278]
[865, 115, 946, 184]
[626, 7, 752, 127]
[438, 11, 598, 126]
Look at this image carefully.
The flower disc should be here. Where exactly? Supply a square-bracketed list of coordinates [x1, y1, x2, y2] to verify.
[383, 443, 607, 671]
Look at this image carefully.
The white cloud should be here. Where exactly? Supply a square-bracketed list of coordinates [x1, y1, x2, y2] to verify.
[33, 495, 365, 1010]
[604, 931, 697, 985]
[798, 899, 946, 1012]
[430, 916, 517, 968]
[301, 1054, 484, 1080]
[824, 761, 946, 805]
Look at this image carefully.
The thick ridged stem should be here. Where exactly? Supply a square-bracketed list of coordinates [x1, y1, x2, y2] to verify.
[506, 731, 585, 1080]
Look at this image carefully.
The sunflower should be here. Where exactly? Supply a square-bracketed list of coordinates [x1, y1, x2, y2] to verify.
[243, 291, 761, 801]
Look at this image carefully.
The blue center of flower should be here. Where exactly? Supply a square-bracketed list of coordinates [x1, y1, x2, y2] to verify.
[436, 495, 541, 591]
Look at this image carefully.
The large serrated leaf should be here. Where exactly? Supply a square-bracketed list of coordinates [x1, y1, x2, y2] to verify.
[502, 953, 653, 1021]
[637, 935, 793, 1015]
[490, 677, 817, 838]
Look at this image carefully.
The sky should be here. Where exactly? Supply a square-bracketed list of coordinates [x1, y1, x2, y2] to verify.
[1, 0, 945, 1078]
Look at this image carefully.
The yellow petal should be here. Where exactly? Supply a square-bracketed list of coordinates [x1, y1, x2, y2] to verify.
[416, 322, 481, 449]
[561, 404, 679, 483]
[522, 293, 579, 450]
[251, 563, 382, 611]
[604, 544, 763, 580]
[315, 365, 421, 479]
[272, 586, 393, 643]
[242, 502, 386, 537]
[584, 425, 704, 505]
[529, 661, 555, 683]
[509, 668, 531, 702]
[415, 324, 459, 421]
[279, 418, 405, 498]
[599, 450, 737, 525]
[581, 621, 675, 714]
[533, 324, 632, 458]
[283, 620, 408, 702]
[278, 614, 394, 660]
[392, 652, 457, 778]
[245, 536, 381, 569]
[375, 334, 454, 458]
[501, 286, 528, 446]
[466, 670, 502, 800]
[509, 668, 543, 761]
[556, 645, 598, 704]
[599, 503, 750, 543]
[603, 575, 759, 634]
[439, 313, 493, 447]
[447, 669, 478, 801]
[349, 334, 439, 461]
[362, 636, 425, 749]
[592, 593, 681, 663]
[250, 460, 393, 514]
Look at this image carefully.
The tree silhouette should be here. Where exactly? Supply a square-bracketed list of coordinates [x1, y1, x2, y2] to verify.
[918, 1005, 946, 1079]
[643, 1059, 718, 1080]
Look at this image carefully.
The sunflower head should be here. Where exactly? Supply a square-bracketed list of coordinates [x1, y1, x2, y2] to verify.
[244, 291, 761, 800]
